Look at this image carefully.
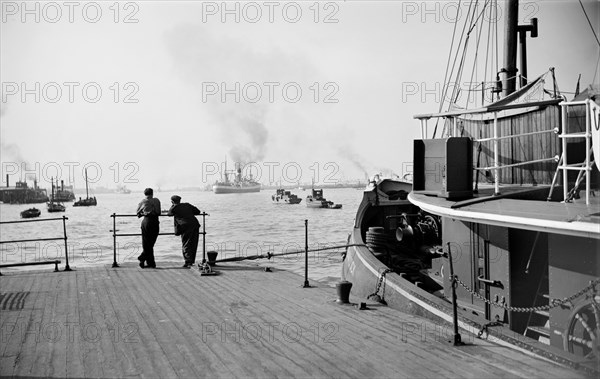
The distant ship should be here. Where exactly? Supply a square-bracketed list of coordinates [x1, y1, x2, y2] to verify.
[213, 163, 260, 194]
[115, 184, 131, 194]
[0, 176, 49, 204]
[53, 180, 75, 202]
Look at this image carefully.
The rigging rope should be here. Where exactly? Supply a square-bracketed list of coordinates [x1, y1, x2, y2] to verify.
[579, 0, 600, 47]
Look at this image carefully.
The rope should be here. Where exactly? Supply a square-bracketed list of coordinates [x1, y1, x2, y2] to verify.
[579, 0, 600, 47]
[214, 244, 367, 263]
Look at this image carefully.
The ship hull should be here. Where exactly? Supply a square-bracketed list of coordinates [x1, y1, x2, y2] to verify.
[212, 184, 261, 194]
[342, 178, 599, 375]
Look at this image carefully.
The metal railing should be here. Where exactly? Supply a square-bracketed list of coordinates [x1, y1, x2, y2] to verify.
[556, 99, 598, 204]
[110, 212, 209, 268]
[0, 216, 70, 274]
[415, 99, 563, 196]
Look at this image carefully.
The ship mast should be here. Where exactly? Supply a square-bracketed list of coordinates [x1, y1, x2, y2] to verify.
[84, 168, 89, 199]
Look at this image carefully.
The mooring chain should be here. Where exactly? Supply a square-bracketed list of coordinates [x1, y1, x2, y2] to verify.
[455, 276, 600, 313]
[476, 321, 504, 338]
[368, 268, 393, 300]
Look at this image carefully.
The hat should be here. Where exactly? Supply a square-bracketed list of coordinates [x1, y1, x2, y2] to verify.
[171, 195, 182, 203]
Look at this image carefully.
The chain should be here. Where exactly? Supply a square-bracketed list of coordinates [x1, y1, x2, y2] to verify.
[455, 276, 600, 313]
[368, 268, 393, 300]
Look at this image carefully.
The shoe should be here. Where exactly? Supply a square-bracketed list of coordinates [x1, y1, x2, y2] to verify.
[182, 263, 192, 268]
[138, 257, 145, 269]
[147, 264, 156, 269]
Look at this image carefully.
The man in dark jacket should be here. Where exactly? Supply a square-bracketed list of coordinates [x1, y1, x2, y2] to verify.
[167, 195, 201, 268]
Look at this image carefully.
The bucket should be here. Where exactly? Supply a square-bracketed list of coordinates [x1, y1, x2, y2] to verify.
[207, 251, 218, 266]
[336, 281, 352, 304]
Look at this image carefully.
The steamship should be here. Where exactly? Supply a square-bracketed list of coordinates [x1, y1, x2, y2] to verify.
[212, 162, 261, 194]
[52, 179, 75, 202]
[342, 0, 599, 374]
[0, 176, 49, 204]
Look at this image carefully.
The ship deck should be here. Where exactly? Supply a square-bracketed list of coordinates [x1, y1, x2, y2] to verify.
[409, 186, 600, 239]
[0, 262, 590, 378]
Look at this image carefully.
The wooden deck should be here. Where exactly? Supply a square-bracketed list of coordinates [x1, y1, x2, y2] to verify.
[0, 262, 590, 378]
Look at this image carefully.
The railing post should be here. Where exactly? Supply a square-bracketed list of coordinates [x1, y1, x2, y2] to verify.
[303, 219, 310, 288]
[202, 212, 207, 264]
[561, 103, 569, 201]
[493, 111, 500, 195]
[62, 216, 72, 271]
[585, 100, 591, 204]
[112, 213, 119, 268]
[447, 242, 463, 346]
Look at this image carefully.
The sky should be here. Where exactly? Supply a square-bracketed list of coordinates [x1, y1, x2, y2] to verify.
[1, 0, 599, 191]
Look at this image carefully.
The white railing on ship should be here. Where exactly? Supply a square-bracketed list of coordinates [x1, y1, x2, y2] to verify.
[414, 99, 562, 196]
[558, 99, 598, 205]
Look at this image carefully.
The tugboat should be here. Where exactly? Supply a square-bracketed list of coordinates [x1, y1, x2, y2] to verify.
[305, 188, 342, 209]
[73, 168, 97, 207]
[272, 188, 302, 204]
[20, 208, 41, 218]
[342, 1, 599, 374]
[213, 162, 261, 194]
[47, 178, 66, 213]
[53, 180, 75, 202]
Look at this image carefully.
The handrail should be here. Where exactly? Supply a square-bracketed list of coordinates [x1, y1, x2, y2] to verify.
[0, 260, 61, 275]
[415, 99, 564, 196]
[110, 212, 209, 268]
[557, 99, 597, 204]
[0, 216, 71, 272]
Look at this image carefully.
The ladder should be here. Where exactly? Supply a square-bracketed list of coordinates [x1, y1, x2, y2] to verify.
[552, 99, 599, 204]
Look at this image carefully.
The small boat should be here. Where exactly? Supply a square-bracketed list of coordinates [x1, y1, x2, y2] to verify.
[74, 168, 97, 207]
[47, 177, 66, 213]
[20, 208, 41, 218]
[305, 188, 342, 209]
[272, 188, 302, 204]
[47, 202, 66, 213]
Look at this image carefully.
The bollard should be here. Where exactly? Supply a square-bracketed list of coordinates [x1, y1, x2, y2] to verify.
[207, 251, 218, 266]
[336, 281, 352, 303]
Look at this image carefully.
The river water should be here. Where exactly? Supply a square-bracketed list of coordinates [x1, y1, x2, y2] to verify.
[0, 188, 364, 287]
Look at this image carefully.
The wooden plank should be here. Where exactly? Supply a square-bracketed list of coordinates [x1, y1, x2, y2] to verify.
[0, 264, 589, 378]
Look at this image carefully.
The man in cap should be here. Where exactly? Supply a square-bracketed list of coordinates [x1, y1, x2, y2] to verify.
[168, 195, 201, 268]
[136, 188, 161, 268]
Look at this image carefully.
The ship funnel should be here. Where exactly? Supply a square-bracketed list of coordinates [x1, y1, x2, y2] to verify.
[6, 174, 8, 188]
[61, 180, 64, 191]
